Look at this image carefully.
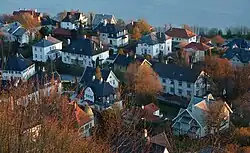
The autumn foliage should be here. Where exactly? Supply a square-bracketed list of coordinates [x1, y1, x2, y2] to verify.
[131, 19, 152, 40]
[125, 62, 162, 96]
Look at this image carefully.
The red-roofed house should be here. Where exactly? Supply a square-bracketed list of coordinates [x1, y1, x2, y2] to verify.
[166, 28, 197, 44]
[183, 42, 213, 63]
[74, 103, 94, 137]
[142, 103, 163, 122]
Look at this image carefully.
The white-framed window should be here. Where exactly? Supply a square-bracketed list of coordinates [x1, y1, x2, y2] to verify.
[178, 81, 182, 86]
[35, 54, 37, 58]
[187, 83, 191, 88]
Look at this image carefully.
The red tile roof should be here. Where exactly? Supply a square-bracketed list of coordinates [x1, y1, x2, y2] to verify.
[166, 28, 196, 39]
[184, 42, 211, 51]
[53, 28, 72, 36]
[47, 35, 61, 43]
[75, 104, 92, 127]
[144, 103, 159, 112]
[200, 36, 211, 43]
[212, 35, 225, 44]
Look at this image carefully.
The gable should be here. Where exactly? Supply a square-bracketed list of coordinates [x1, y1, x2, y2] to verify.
[107, 71, 120, 83]
[83, 87, 95, 103]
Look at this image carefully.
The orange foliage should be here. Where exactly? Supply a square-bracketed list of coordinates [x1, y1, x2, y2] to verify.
[204, 56, 233, 80]
[126, 62, 162, 95]
[132, 26, 141, 40]
[225, 144, 240, 153]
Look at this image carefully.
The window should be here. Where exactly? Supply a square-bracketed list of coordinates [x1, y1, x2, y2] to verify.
[187, 83, 191, 88]
[178, 81, 182, 86]
[170, 87, 174, 93]
[163, 86, 166, 91]
[35, 48, 37, 51]
[35, 54, 37, 58]
[168, 47, 170, 51]
[64, 57, 67, 61]
[196, 83, 200, 88]
[187, 91, 191, 97]
[110, 40, 112, 44]
[112, 80, 115, 85]
[170, 80, 174, 85]
[40, 48, 42, 52]
[196, 90, 199, 96]
[162, 79, 166, 83]
[40, 55, 42, 59]
[178, 89, 182, 95]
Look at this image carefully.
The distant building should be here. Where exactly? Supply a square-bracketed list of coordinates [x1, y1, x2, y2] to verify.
[153, 63, 207, 99]
[95, 22, 129, 48]
[61, 38, 109, 67]
[223, 38, 250, 50]
[92, 13, 117, 28]
[60, 11, 88, 30]
[13, 9, 43, 22]
[136, 32, 172, 58]
[222, 48, 250, 67]
[32, 35, 62, 62]
[172, 94, 233, 138]
[0, 54, 35, 81]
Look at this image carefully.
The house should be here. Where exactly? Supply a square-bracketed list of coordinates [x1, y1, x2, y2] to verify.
[165, 28, 197, 49]
[16, 70, 62, 106]
[0, 22, 29, 45]
[60, 11, 88, 30]
[13, 9, 43, 22]
[79, 78, 121, 111]
[74, 103, 94, 137]
[110, 54, 149, 72]
[150, 132, 171, 153]
[211, 35, 225, 47]
[142, 103, 163, 122]
[41, 16, 59, 30]
[61, 38, 110, 67]
[153, 63, 207, 99]
[222, 48, 250, 67]
[32, 35, 62, 62]
[92, 13, 117, 29]
[0, 54, 35, 81]
[172, 94, 233, 138]
[80, 66, 120, 88]
[183, 42, 212, 63]
[136, 32, 172, 58]
[223, 38, 250, 50]
[52, 28, 72, 38]
[95, 22, 129, 48]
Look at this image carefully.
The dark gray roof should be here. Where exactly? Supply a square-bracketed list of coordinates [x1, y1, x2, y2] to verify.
[95, 23, 126, 38]
[152, 63, 201, 83]
[222, 48, 250, 63]
[224, 38, 250, 49]
[62, 38, 103, 56]
[80, 67, 111, 84]
[0, 55, 33, 71]
[13, 27, 27, 37]
[92, 14, 115, 26]
[61, 12, 82, 23]
[41, 16, 58, 26]
[87, 79, 115, 97]
[139, 32, 167, 45]
[33, 39, 55, 47]
[7, 22, 21, 34]
[113, 54, 145, 67]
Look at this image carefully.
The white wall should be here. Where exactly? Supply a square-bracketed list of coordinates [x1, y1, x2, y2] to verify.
[171, 36, 196, 43]
[2, 64, 35, 80]
[106, 71, 119, 88]
[99, 31, 128, 47]
[81, 87, 95, 105]
[32, 42, 62, 62]
[19, 33, 29, 45]
[230, 56, 245, 67]
[92, 50, 110, 64]
[60, 22, 76, 30]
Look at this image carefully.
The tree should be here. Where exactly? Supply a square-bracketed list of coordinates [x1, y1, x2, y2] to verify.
[118, 48, 125, 55]
[205, 100, 229, 148]
[117, 19, 125, 26]
[131, 26, 141, 40]
[95, 66, 102, 80]
[39, 26, 50, 38]
[232, 65, 250, 96]
[136, 19, 151, 35]
[218, 29, 223, 36]
[226, 28, 232, 38]
[125, 62, 162, 97]
[207, 28, 219, 37]
[13, 13, 40, 31]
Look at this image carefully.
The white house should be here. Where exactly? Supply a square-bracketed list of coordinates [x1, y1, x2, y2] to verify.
[61, 38, 110, 68]
[153, 63, 207, 99]
[183, 42, 212, 64]
[172, 94, 233, 138]
[80, 66, 119, 88]
[222, 48, 250, 67]
[136, 32, 172, 58]
[95, 21, 129, 48]
[0, 55, 35, 81]
[166, 27, 197, 44]
[0, 22, 29, 46]
[92, 13, 117, 29]
[60, 11, 88, 30]
[32, 35, 62, 62]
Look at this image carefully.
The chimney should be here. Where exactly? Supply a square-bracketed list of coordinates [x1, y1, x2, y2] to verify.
[144, 129, 148, 138]
[134, 54, 137, 59]
[67, 39, 71, 45]
[45, 36, 48, 40]
[92, 75, 95, 81]
[83, 35, 87, 39]
[99, 77, 103, 84]
[141, 105, 144, 109]
[42, 67, 45, 72]
[126, 53, 129, 58]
